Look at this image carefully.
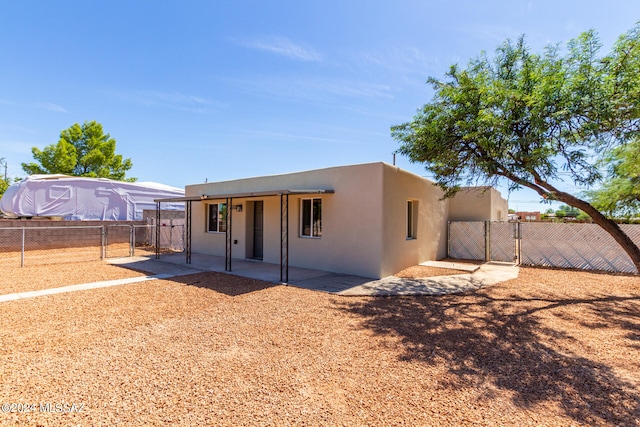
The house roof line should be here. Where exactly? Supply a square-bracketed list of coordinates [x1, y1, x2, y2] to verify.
[154, 189, 334, 203]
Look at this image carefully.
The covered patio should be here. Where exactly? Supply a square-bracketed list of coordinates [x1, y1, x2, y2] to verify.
[155, 188, 334, 284]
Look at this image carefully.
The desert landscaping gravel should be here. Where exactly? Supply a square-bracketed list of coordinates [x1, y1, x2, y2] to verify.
[0, 260, 639, 426]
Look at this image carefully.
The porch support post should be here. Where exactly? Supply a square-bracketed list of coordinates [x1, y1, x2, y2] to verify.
[225, 197, 233, 271]
[186, 200, 192, 264]
[280, 193, 289, 283]
[155, 201, 160, 259]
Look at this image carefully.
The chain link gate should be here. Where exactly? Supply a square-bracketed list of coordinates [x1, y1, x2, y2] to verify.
[489, 221, 519, 263]
[105, 224, 133, 258]
[151, 218, 185, 253]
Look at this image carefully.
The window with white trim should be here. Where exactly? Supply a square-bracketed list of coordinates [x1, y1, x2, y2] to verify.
[300, 198, 322, 237]
[407, 200, 418, 239]
[207, 202, 227, 233]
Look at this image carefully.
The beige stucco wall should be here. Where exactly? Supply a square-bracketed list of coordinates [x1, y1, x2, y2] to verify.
[185, 163, 507, 279]
[186, 163, 386, 278]
[447, 187, 508, 222]
[379, 165, 449, 277]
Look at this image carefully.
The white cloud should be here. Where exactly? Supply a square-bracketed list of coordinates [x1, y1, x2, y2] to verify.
[234, 76, 393, 102]
[355, 46, 441, 77]
[34, 102, 68, 113]
[122, 90, 224, 113]
[0, 99, 67, 113]
[235, 130, 366, 146]
[236, 36, 322, 62]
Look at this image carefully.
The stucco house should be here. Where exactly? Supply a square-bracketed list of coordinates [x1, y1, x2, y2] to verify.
[157, 162, 507, 280]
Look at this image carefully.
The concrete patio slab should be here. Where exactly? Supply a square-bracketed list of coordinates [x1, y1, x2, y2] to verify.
[420, 260, 480, 272]
[107, 253, 519, 297]
[338, 263, 520, 296]
[1, 255, 517, 304]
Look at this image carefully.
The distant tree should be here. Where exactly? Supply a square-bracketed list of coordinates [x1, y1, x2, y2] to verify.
[586, 138, 640, 217]
[0, 158, 9, 197]
[22, 121, 135, 181]
[556, 205, 581, 218]
[0, 158, 22, 200]
[391, 24, 640, 271]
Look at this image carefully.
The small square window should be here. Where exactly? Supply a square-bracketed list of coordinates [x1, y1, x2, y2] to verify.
[207, 203, 227, 233]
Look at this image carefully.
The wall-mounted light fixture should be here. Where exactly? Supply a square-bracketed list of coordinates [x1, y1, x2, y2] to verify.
[235, 204, 243, 212]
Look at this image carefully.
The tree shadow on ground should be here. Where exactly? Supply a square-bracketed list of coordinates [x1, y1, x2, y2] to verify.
[170, 272, 276, 296]
[335, 291, 640, 425]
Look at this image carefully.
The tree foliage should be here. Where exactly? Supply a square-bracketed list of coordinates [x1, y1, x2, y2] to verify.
[391, 23, 640, 271]
[586, 138, 640, 217]
[0, 158, 9, 197]
[22, 121, 135, 181]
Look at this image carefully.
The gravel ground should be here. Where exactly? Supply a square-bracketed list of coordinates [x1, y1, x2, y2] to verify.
[0, 261, 146, 294]
[0, 261, 639, 426]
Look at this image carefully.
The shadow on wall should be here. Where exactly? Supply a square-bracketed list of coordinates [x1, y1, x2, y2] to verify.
[334, 290, 640, 425]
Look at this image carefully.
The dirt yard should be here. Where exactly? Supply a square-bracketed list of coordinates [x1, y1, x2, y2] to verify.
[0, 261, 638, 426]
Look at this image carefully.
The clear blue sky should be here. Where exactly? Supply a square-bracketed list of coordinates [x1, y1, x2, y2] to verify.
[1, 1, 638, 212]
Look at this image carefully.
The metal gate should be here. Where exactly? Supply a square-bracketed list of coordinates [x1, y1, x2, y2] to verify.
[448, 221, 518, 263]
[153, 218, 185, 252]
[489, 221, 519, 262]
[105, 224, 133, 258]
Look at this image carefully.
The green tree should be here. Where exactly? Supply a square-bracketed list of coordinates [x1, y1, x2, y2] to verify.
[0, 158, 9, 197]
[22, 121, 135, 181]
[556, 205, 581, 218]
[586, 138, 640, 217]
[391, 24, 640, 271]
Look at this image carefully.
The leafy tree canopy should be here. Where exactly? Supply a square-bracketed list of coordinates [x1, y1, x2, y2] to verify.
[22, 121, 135, 182]
[391, 23, 640, 271]
[586, 138, 640, 217]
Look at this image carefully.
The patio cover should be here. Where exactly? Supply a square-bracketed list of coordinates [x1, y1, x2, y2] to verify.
[155, 189, 334, 283]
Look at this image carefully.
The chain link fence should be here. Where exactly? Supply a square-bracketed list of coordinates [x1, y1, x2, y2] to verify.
[448, 221, 486, 261]
[448, 221, 640, 273]
[0, 226, 104, 267]
[0, 221, 185, 267]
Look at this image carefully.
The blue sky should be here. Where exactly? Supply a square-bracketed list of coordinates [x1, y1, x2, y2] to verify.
[1, 0, 638, 212]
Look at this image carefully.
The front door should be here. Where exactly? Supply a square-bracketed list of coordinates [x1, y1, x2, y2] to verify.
[253, 201, 264, 259]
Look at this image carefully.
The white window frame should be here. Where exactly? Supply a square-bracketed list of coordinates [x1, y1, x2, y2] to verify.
[207, 202, 227, 233]
[300, 197, 322, 238]
[407, 200, 418, 239]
